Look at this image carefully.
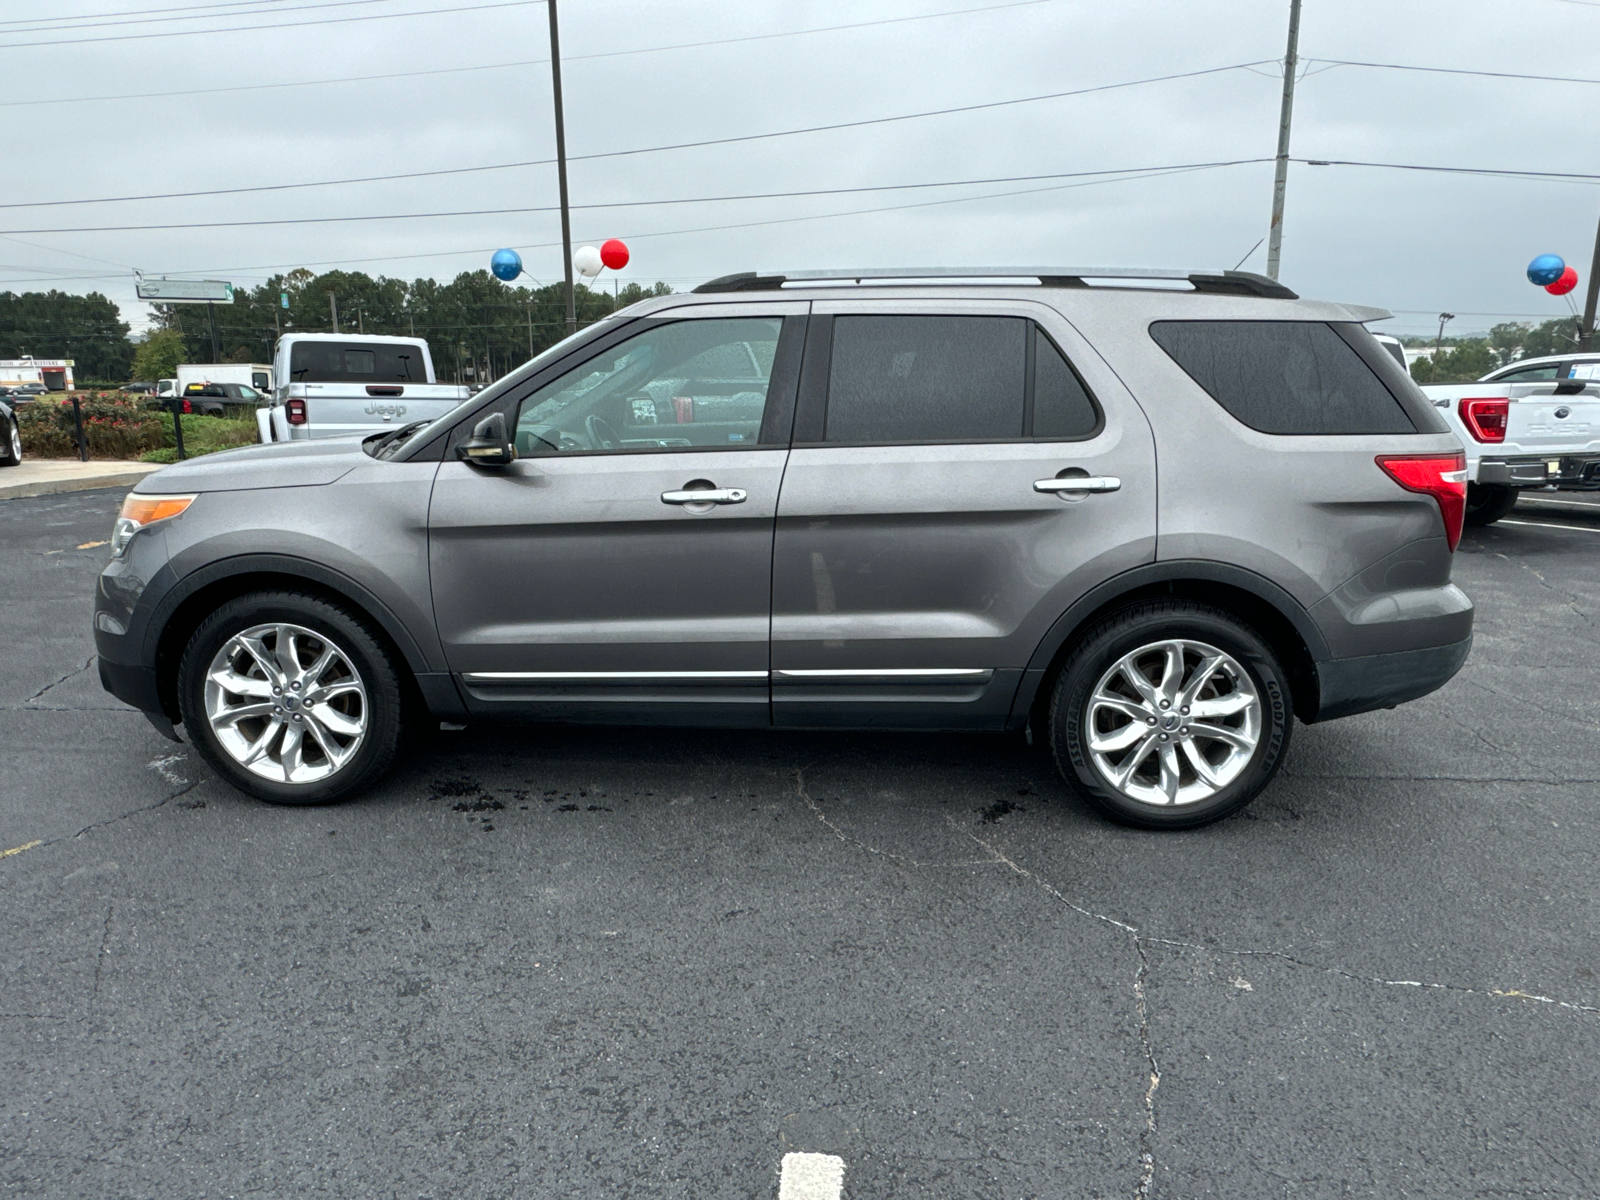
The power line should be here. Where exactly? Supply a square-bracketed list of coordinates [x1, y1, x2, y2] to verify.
[1305, 57, 1600, 86]
[0, 0, 307, 26]
[0, 0, 536, 49]
[1297, 157, 1600, 183]
[0, 0, 401, 36]
[0, 0, 1068, 108]
[0, 61, 1274, 211]
[0, 159, 1273, 235]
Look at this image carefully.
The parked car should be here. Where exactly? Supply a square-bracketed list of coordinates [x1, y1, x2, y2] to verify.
[177, 381, 266, 416]
[121, 381, 155, 395]
[95, 267, 1473, 829]
[9, 382, 48, 406]
[0, 396, 20, 467]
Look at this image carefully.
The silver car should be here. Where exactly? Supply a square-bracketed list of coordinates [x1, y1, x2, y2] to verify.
[95, 268, 1473, 829]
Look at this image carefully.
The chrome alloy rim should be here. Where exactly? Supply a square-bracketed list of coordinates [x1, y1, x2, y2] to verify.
[204, 623, 368, 784]
[1086, 639, 1261, 807]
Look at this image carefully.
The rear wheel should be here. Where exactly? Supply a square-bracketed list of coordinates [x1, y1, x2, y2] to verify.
[1048, 600, 1292, 829]
[1464, 482, 1518, 527]
[178, 591, 403, 805]
[0, 417, 21, 466]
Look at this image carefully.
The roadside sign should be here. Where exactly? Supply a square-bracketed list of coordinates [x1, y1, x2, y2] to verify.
[136, 278, 235, 304]
[280, 292, 289, 309]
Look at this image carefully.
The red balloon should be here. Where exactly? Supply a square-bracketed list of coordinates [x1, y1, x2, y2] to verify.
[600, 239, 630, 270]
[1546, 265, 1579, 296]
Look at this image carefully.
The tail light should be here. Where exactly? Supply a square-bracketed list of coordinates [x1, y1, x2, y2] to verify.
[1377, 452, 1467, 552]
[285, 398, 307, 426]
[180, 399, 192, 414]
[1458, 397, 1508, 443]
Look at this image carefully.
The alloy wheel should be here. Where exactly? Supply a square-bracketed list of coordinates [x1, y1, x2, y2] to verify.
[1085, 638, 1261, 807]
[203, 622, 368, 785]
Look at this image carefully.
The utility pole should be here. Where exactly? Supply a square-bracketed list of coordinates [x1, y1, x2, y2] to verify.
[328, 292, 338, 332]
[206, 300, 222, 362]
[357, 305, 364, 335]
[1581, 208, 1600, 351]
[1435, 312, 1455, 358]
[547, 0, 576, 335]
[1265, 0, 1303, 282]
[527, 302, 535, 357]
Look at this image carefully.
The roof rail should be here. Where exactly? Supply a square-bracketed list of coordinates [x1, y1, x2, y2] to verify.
[692, 267, 1298, 300]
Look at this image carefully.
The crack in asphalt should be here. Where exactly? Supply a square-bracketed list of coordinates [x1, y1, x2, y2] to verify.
[1, 754, 203, 864]
[10, 655, 96, 707]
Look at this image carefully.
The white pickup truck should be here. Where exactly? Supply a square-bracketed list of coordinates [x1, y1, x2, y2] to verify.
[257, 333, 470, 443]
[1415, 352, 1600, 526]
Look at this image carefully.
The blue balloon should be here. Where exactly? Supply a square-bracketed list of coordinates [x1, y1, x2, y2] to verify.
[1528, 253, 1565, 286]
[491, 248, 523, 282]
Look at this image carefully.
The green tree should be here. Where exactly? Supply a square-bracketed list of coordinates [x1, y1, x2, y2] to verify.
[0, 290, 133, 380]
[132, 327, 186, 381]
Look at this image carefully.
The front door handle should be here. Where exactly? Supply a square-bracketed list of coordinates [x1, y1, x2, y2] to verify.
[1033, 475, 1121, 494]
[662, 487, 747, 505]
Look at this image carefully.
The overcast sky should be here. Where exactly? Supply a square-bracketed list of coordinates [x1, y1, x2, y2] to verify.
[4, 0, 1596, 340]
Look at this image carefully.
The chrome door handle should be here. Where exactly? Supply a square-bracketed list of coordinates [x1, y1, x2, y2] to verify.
[1034, 475, 1121, 494]
[662, 487, 747, 505]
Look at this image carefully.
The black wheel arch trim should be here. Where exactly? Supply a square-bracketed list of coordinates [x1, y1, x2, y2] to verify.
[1010, 560, 1333, 726]
[141, 552, 435, 680]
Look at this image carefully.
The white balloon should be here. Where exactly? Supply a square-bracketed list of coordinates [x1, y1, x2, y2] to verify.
[573, 245, 603, 278]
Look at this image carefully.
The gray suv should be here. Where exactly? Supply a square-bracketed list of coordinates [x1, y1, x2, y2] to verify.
[95, 268, 1473, 829]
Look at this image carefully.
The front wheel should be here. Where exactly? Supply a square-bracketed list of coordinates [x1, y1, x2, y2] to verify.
[1048, 600, 1292, 829]
[178, 591, 404, 805]
[1464, 482, 1518, 527]
[0, 417, 20, 466]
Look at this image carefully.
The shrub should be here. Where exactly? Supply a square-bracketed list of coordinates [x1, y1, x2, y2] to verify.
[16, 393, 165, 458]
[139, 413, 259, 463]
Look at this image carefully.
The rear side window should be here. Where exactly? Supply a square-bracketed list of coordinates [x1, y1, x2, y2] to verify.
[288, 341, 428, 384]
[1151, 320, 1416, 435]
[821, 316, 1101, 443]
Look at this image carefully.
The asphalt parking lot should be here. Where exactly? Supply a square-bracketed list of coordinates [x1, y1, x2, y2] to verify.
[3, 487, 1597, 1200]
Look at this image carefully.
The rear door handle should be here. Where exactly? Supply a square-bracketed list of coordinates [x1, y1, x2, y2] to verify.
[662, 488, 747, 505]
[1034, 476, 1121, 494]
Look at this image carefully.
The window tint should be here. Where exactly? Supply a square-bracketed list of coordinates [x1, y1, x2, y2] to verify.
[514, 317, 782, 456]
[1033, 331, 1100, 438]
[1150, 320, 1416, 435]
[1494, 364, 1560, 382]
[826, 316, 1026, 442]
[288, 340, 427, 383]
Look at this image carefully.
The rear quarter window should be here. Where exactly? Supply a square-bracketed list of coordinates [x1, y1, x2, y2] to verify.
[1150, 320, 1423, 435]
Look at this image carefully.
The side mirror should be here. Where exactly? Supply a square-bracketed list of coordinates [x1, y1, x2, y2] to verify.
[457, 411, 516, 466]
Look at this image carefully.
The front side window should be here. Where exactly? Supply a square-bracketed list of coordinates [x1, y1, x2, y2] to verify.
[514, 317, 782, 456]
[288, 341, 426, 383]
[1150, 320, 1416, 435]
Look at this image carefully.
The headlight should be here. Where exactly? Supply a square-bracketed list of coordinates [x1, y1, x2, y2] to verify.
[110, 493, 195, 558]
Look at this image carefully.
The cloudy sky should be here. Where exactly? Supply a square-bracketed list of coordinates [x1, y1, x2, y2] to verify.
[3, 0, 1596, 340]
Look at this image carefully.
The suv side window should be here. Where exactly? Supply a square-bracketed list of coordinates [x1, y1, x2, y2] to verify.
[514, 317, 784, 456]
[1150, 320, 1416, 435]
[820, 315, 1101, 444]
[1494, 364, 1562, 382]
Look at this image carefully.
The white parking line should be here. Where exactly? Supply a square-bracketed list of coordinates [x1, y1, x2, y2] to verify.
[779, 1152, 846, 1200]
[1498, 518, 1600, 534]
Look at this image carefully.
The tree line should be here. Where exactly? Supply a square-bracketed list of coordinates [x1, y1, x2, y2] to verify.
[1405, 317, 1587, 384]
[0, 290, 133, 381]
[140, 269, 672, 383]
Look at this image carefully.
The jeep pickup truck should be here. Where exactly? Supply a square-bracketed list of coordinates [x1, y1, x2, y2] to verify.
[257, 333, 470, 443]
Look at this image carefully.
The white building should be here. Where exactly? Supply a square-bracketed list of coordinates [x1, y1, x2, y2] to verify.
[0, 357, 75, 390]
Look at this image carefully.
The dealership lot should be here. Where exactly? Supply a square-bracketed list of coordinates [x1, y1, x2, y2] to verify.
[3, 488, 1597, 1198]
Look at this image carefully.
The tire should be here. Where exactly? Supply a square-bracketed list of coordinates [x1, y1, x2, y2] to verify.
[1047, 600, 1292, 830]
[0, 417, 20, 466]
[178, 590, 404, 805]
[1464, 482, 1518, 527]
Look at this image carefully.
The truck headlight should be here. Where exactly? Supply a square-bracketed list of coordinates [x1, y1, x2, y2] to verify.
[110, 493, 195, 558]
